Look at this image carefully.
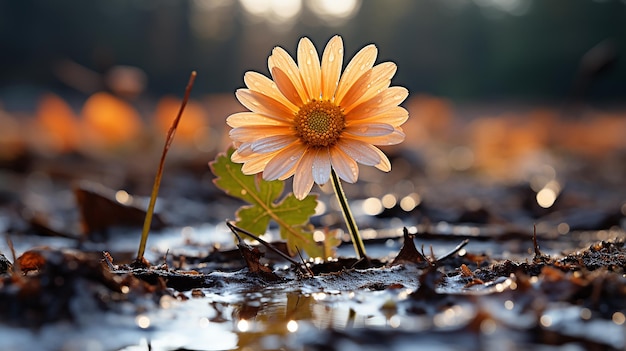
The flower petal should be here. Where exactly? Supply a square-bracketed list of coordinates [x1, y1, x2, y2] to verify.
[344, 62, 397, 114]
[374, 147, 391, 172]
[347, 86, 409, 120]
[344, 123, 395, 137]
[239, 151, 280, 175]
[293, 151, 315, 200]
[321, 35, 344, 100]
[349, 106, 409, 127]
[312, 148, 331, 185]
[227, 112, 289, 128]
[229, 125, 291, 143]
[271, 67, 304, 107]
[268, 46, 309, 103]
[263, 142, 306, 180]
[250, 135, 298, 153]
[236, 89, 297, 120]
[335, 44, 377, 103]
[330, 146, 359, 183]
[297, 37, 322, 101]
[336, 139, 382, 167]
[244, 71, 298, 111]
[232, 143, 253, 160]
[346, 128, 406, 146]
[335, 69, 372, 113]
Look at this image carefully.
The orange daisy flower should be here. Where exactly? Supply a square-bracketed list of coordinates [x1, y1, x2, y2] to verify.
[228, 35, 409, 200]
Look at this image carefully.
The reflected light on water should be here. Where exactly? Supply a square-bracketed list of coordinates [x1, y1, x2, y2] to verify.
[480, 318, 497, 334]
[536, 180, 561, 208]
[115, 190, 131, 205]
[313, 230, 326, 242]
[286, 320, 299, 332]
[613, 312, 625, 325]
[237, 319, 250, 332]
[362, 197, 384, 216]
[136, 315, 151, 329]
[381, 194, 397, 209]
[389, 315, 401, 328]
[539, 314, 552, 327]
[536, 188, 557, 208]
[400, 193, 421, 212]
[580, 308, 592, 320]
[433, 305, 470, 329]
[557, 222, 570, 235]
[314, 200, 327, 215]
[199, 317, 210, 328]
[312, 292, 327, 301]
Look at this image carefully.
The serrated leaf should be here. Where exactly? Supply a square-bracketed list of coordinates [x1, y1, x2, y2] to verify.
[210, 150, 284, 204]
[279, 223, 323, 259]
[210, 147, 328, 258]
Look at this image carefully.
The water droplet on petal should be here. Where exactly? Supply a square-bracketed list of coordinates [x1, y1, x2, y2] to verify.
[328, 53, 335, 62]
[338, 49, 344, 55]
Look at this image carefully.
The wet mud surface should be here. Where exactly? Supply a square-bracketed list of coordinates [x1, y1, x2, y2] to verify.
[0, 120, 625, 350]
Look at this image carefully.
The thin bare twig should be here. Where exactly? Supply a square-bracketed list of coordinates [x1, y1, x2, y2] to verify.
[226, 221, 300, 266]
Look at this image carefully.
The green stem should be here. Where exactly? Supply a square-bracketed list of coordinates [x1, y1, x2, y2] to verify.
[330, 169, 367, 259]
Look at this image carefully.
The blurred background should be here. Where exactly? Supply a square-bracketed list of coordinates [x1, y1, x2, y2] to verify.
[0, 0, 625, 237]
[2, 0, 625, 100]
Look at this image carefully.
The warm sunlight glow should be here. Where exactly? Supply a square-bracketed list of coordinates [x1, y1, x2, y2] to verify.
[155, 96, 209, 148]
[308, 0, 361, 21]
[81, 92, 142, 149]
[239, 0, 302, 23]
[35, 93, 80, 154]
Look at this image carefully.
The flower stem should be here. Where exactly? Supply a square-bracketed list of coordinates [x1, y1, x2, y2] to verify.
[330, 169, 367, 259]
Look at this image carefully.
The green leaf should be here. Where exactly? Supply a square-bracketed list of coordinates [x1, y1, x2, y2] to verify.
[210, 147, 327, 258]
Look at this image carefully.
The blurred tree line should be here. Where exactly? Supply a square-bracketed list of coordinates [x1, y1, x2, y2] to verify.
[0, 0, 624, 103]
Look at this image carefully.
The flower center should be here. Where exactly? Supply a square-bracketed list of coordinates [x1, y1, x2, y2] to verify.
[294, 100, 345, 148]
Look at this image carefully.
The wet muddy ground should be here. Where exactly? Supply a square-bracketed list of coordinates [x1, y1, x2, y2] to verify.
[1, 106, 625, 350]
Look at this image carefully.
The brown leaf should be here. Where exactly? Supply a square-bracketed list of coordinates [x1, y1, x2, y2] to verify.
[74, 180, 166, 237]
[390, 227, 430, 267]
[237, 241, 280, 281]
[16, 250, 46, 273]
